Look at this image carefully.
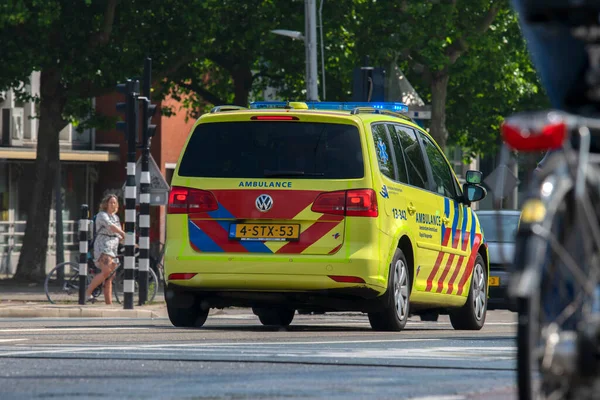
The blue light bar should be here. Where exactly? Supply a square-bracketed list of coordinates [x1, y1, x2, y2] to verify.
[250, 101, 409, 113]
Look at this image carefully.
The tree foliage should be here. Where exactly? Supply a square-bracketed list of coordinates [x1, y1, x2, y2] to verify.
[0, 0, 206, 281]
[165, 0, 548, 158]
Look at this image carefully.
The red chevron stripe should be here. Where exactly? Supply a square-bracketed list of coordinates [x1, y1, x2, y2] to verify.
[446, 255, 464, 294]
[447, 229, 471, 294]
[425, 228, 451, 292]
[328, 244, 343, 255]
[436, 254, 455, 293]
[192, 219, 249, 253]
[190, 242, 202, 252]
[276, 215, 343, 254]
[461, 231, 469, 251]
[451, 229, 461, 249]
[456, 234, 482, 296]
[211, 190, 322, 220]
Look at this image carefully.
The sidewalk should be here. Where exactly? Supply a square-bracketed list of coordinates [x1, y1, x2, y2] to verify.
[0, 278, 168, 319]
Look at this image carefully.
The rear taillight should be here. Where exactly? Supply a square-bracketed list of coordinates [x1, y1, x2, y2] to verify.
[501, 111, 567, 151]
[167, 186, 218, 214]
[250, 115, 299, 121]
[346, 189, 377, 217]
[311, 189, 378, 217]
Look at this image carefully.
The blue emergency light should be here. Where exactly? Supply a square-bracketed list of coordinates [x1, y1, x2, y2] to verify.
[250, 101, 409, 113]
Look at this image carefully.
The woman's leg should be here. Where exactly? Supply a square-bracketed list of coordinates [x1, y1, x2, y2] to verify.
[103, 258, 118, 305]
[85, 254, 106, 299]
[85, 254, 111, 298]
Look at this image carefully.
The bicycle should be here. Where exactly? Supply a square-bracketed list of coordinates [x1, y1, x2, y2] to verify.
[501, 110, 600, 399]
[149, 241, 165, 285]
[45, 245, 158, 305]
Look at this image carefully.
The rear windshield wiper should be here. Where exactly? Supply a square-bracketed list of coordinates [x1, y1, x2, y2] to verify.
[263, 170, 325, 178]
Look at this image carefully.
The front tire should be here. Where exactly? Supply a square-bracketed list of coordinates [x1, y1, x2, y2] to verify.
[449, 253, 487, 330]
[368, 248, 411, 332]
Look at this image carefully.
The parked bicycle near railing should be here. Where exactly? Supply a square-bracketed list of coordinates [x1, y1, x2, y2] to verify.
[44, 244, 158, 304]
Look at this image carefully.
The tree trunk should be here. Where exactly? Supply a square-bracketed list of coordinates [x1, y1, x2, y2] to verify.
[232, 68, 253, 107]
[429, 72, 450, 150]
[12, 69, 67, 283]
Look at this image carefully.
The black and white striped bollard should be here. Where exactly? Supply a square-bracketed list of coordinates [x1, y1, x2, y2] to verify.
[123, 89, 138, 310]
[138, 162, 150, 305]
[78, 204, 89, 305]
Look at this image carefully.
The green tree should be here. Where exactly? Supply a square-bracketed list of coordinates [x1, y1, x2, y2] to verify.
[160, 0, 360, 118]
[167, 0, 546, 160]
[0, 0, 207, 282]
[350, 0, 508, 150]
[445, 7, 550, 159]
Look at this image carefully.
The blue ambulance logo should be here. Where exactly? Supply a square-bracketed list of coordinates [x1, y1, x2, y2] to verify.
[377, 139, 389, 164]
[380, 185, 389, 199]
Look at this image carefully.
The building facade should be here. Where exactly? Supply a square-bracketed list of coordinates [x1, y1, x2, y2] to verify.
[0, 72, 120, 276]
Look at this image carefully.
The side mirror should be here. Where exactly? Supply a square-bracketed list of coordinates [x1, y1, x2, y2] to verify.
[465, 170, 483, 185]
[462, 183, 487, 204]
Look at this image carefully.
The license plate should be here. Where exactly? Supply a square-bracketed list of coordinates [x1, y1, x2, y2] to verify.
[229, 224, 300, 241]
[489, 276, 500, 287]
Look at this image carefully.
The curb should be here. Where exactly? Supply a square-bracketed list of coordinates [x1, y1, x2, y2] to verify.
[0, 306, 166, 319]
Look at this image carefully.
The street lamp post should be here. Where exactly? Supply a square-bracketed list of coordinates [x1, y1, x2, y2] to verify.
[304, 0, 318, 101]
[271, 0, 319, 101]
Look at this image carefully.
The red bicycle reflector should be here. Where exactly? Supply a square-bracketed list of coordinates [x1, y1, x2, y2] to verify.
[250, 115, 299, 121]
[501, 112, 567, 151]
[168, 273, 197, 280]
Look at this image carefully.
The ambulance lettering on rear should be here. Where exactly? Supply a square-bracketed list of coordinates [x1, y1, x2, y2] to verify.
[237, 181, 293, 188]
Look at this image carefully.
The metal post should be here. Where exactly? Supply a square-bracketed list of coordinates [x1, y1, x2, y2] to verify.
[124, 83, 139, 310]
[55, 162, 64, 281]
[78, 204, 89, 305]
[138, 58, 152, 305]
[319, 0, 326, 100]
[305, 0, 319, 101]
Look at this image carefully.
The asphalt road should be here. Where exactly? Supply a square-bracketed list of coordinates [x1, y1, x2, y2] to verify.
[0, 309, 517, 400]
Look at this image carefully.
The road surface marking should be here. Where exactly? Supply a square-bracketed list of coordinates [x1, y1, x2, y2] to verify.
[0, 339, 29, 343]
[0, 327, 150, 333]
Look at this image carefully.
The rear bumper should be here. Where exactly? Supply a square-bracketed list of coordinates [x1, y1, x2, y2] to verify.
[166, 254, 386, 290]
[165, 283, 384, 312]
[488, 268, 517, 311]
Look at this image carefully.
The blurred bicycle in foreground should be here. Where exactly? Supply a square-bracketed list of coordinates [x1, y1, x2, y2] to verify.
[502, 110, 600, 399]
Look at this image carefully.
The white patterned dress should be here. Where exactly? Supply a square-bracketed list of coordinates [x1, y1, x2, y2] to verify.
[93, 211, 121, 264]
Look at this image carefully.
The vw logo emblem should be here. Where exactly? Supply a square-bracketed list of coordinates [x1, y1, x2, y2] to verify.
[255, 194, 273, 212]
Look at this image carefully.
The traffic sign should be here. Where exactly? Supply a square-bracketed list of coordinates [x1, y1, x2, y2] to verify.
[121, 154, 170, 205]
[483, 164, 519, 200]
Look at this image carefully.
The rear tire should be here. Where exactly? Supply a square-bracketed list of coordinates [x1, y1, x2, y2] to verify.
[253, 307, 295, 327]
[449, 254, 487, 330]
[166, 290, 209, 328]
[368, 248, 411, 332]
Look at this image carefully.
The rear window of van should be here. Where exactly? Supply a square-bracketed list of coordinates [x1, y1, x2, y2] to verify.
[178, 121, 364, 179]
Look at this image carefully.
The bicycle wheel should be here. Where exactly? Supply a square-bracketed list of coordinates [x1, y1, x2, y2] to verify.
[113, 267, 159, 305]
[516, 154, 600, 399]
[45, 262, 92, 304]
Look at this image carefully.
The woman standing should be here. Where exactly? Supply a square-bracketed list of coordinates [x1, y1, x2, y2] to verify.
[85, 194, 126, 304]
